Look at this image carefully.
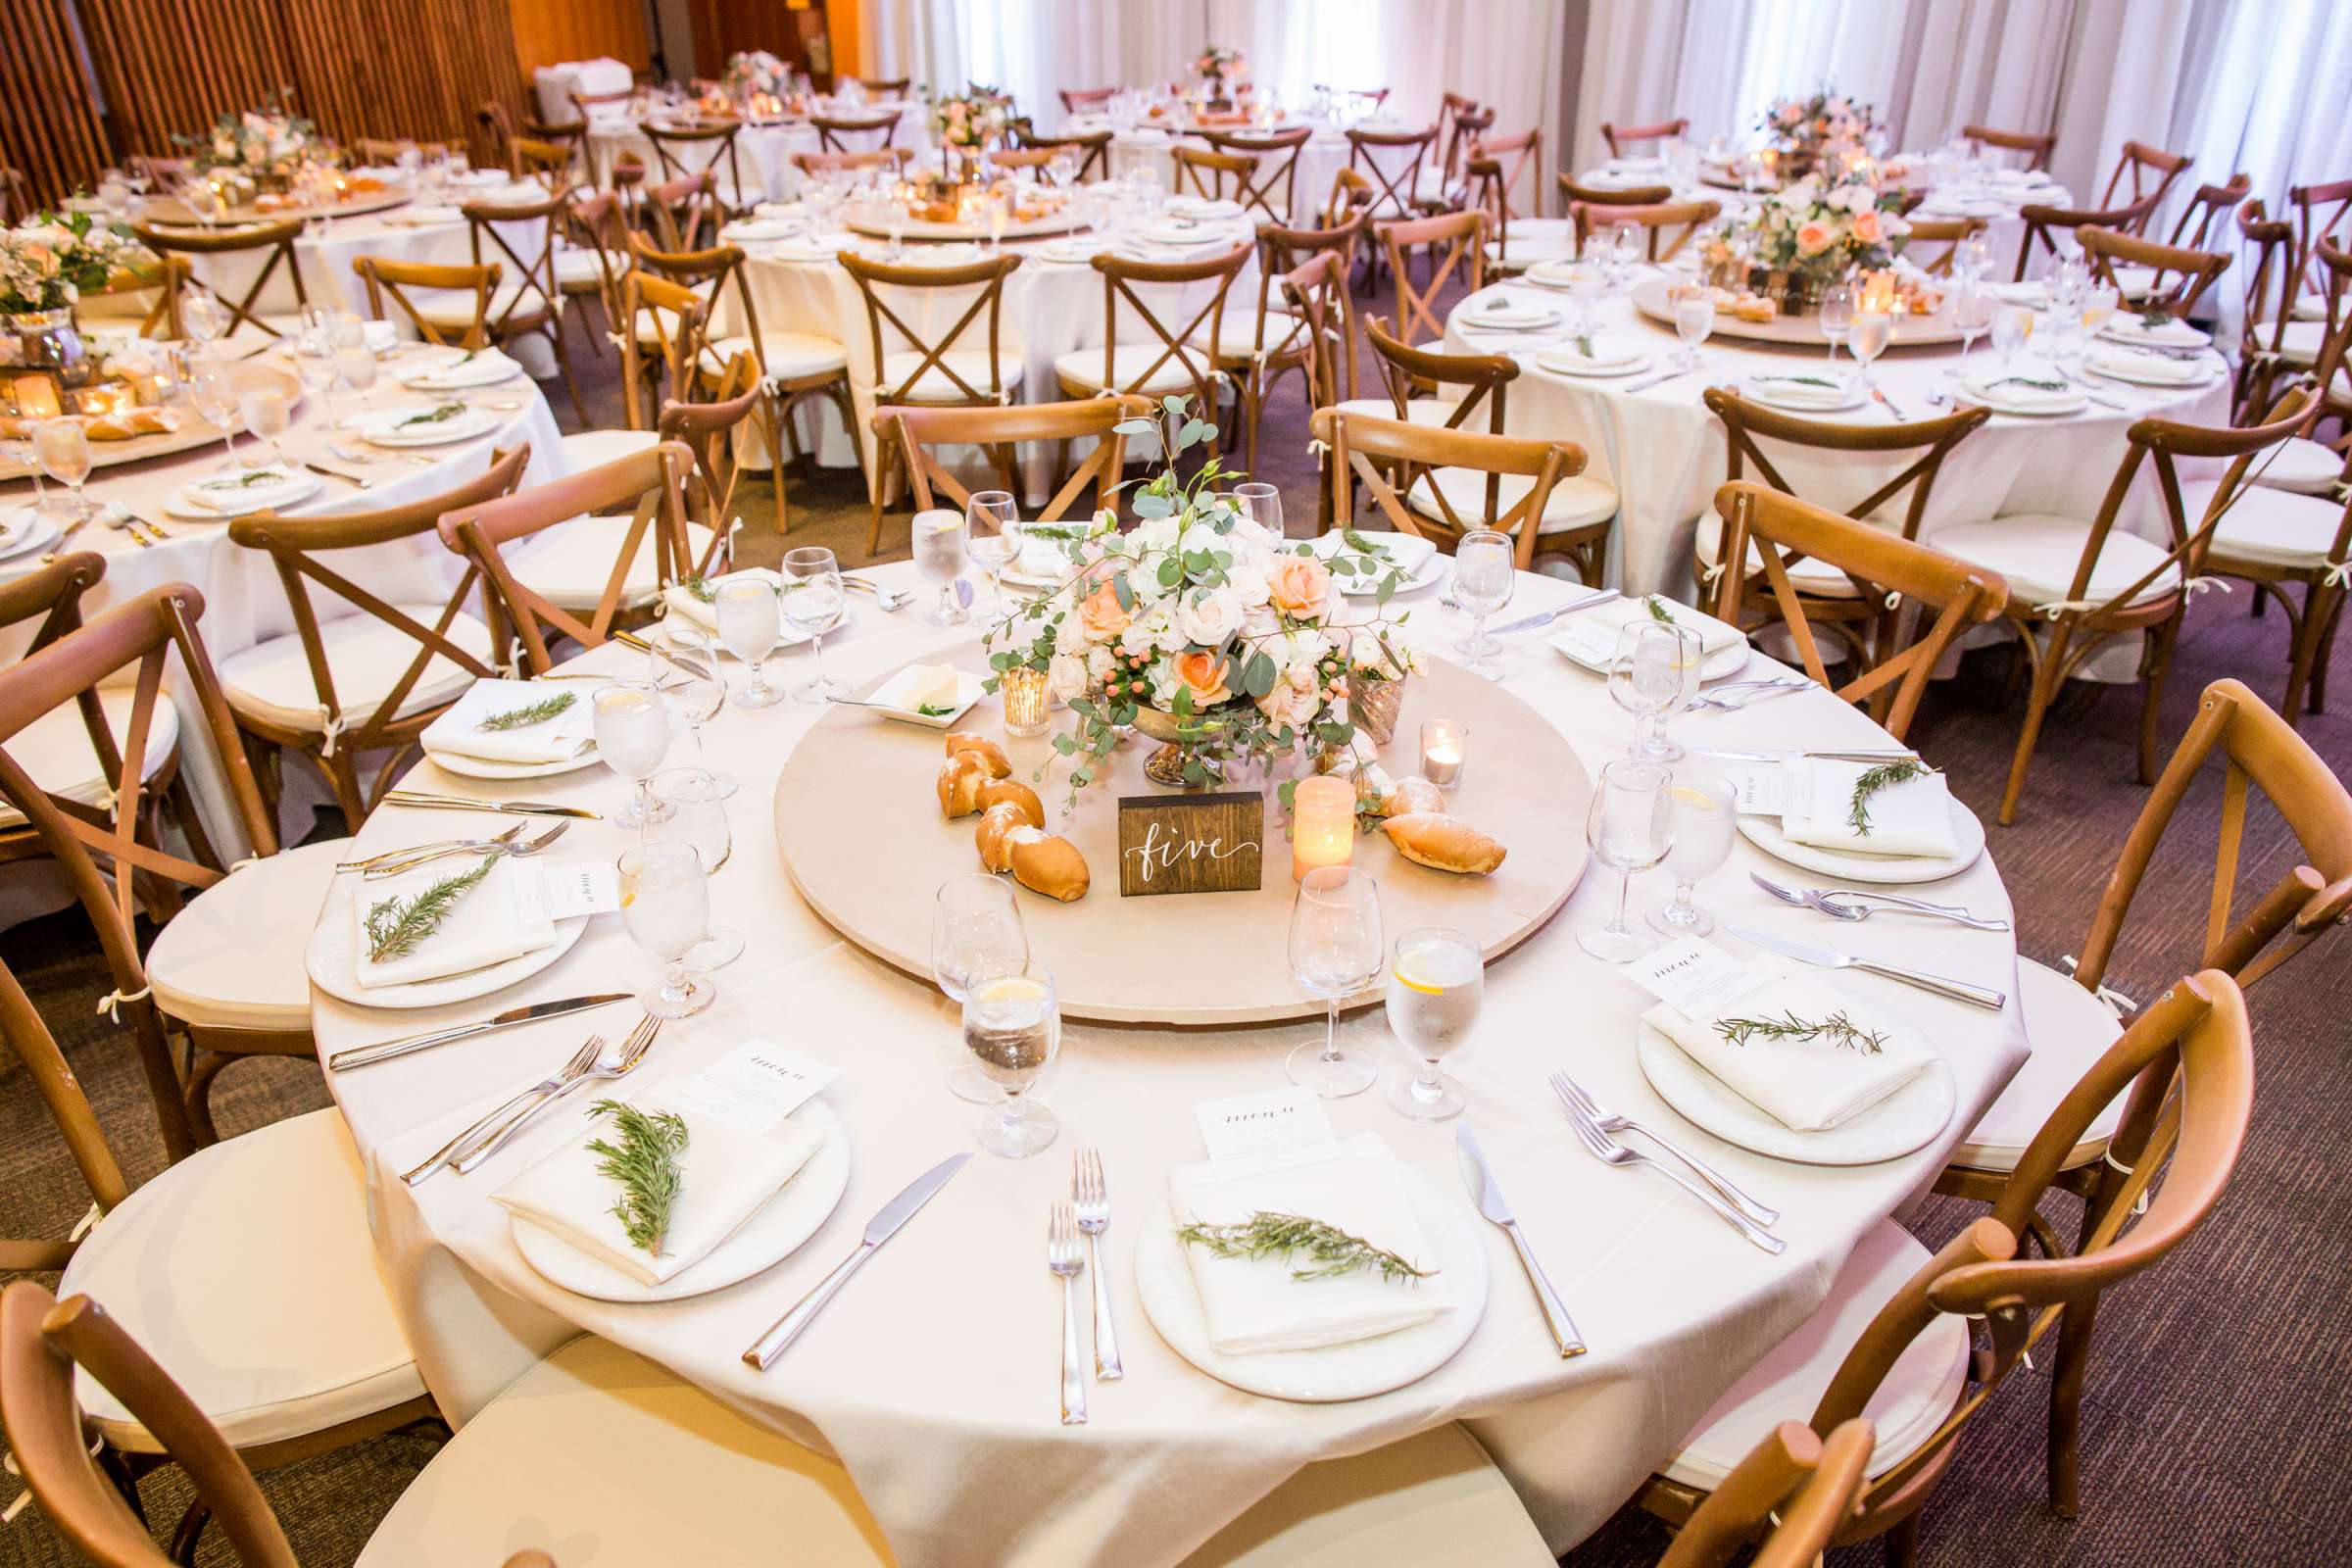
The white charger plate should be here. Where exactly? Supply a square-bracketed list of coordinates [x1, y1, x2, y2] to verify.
[357, 407, 503, 448]
[860, 664, 987, 728]
[1636, 1023, 1956, 1164]
[1741, 375, 1865, 413]
[1954, 378, 2087, 417]
[511, 1102, 852, 1301]
[1133, 1166, 1490, 1403]
[420, 745, 605, 782]
[402, 354, 523, 391]
[2084, 356, 2216, 390]
[164, 474, 325, 521]
[306, 886, 589, 1009]
[1553, 633, 1750, 684]
[1535, 348, 1653, 378]
[0, 510, 62, 564]
[1737, 795, 1986, 884]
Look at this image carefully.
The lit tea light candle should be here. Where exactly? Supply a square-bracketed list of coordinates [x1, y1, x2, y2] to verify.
[1291, 774, 1355, 881]
[1420, 719, 1467, 789]
[1000, 665, 1050, 740]
[15, 377, 61, 420]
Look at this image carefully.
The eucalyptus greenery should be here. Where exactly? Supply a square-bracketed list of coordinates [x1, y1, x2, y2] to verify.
[585, 1100, 689, 1255]
[1177, 1210, 1436, 1283]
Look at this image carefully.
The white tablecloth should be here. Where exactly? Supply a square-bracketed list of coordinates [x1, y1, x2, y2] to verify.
[158, 200, 554, 327]
[314, 562, 2030, 1567]
[586, 102, 926, 205]
[1099, 125, 1353, 223]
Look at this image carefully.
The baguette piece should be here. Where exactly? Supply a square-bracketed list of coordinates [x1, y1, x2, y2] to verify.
[1384, 775, 1446, 817]
[937, 752, 993, 817]
[1008, 828, 1089, 902]
[944, 731, 1011, 778]
[975, 802, 1030, 872]
[1381, 811, 1505, 875]
[976, 778, 1044, 826]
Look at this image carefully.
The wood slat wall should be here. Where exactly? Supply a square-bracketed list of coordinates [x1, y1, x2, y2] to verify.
[509, 0, 651, 78]
[0, 0, 114, 212]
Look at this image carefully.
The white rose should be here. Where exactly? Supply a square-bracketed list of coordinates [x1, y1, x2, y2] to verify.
[1048, 654, 1087, 700]
[1086, 645, 1114, 681]
[1241, 605, 1280, 641]
[1132, 516, 1180, 556]
[1176, 585, 1243, 646]
[1178, 519, 1228, 560]
[1225, 564, 1271, 608]
[1148, 662, 1182, 708]
[1257, 680, 1319, 728]
[1148, 604, 1187, 653]
[1119, 615, 1156, 661]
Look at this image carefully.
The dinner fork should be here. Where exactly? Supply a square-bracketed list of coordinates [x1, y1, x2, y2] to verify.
[451, 1016, 662, 1175]
[362, 820, 570, 880]
[338, 822, 526, 872]
[1549, 1072, 1780, 1227]
[1049, 1202, 1088, 1424]
[1072, 1148, 1122, 1380]
[1747, 871, 2010, 932]
[403, 1032, 604, 1185]
[1690, 676, 1810, 711]
[1556, 1091, 1786, 1253]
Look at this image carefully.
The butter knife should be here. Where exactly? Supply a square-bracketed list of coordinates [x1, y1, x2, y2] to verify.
[325, 993, 631, 1072]
[1456, 1124, 1585, 1358]
[381, 790, 601, 819]
[1487, 588, 1621, 638]
[1723, 923, 2008, 1010]
[745, 1152, 973, 1368]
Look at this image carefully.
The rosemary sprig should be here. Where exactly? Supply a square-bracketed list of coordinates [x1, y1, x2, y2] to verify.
[1574, 332, 1594, 359]
[2138, 308, 2170, 330]
[585, 1100, 689, 1256]
[1990, 375, 2068, 393]
[1177, 1210, 1436, 1284]
[1715, 1008, 1887, 1054]
[475, 691, 575, 731]
[364, 853, 501, 962]
[1645, 595, 1676, 623]
[1846, 760, 1933, 836]
[1760, 373, 1838, 389]
[681, 572, 716, 603]
[201, 468, 291, 490]
[396, 401, 467, 428]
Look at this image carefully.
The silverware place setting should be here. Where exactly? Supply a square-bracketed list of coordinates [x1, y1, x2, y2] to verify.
[1551, 1078, 1786, 1253]
[1548, 1070, 1780, 1227]
[336, 823, 528, 870]
[404, 1015, 662, 1184]
[325, 992, 632, 1072]
[1073, 1146, 1122, 1381]
[381, 789, 601, 819]
[1722, 923, 2008, 1010]
[1748, 871, 2011, 933]
[1050, 1201, 1088, 1425]
[451, 1018, 661, 1174]
[1689, 675, 1812, 711]
[358, 820, 570, 880]
[1455, 1123, 1585, 1358]
[744, 1152, 972, 1369]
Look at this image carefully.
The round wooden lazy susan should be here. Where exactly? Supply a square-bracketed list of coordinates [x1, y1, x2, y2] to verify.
[844, 210, 1083, 243]
[1631, 274, 1970, 350]
[0, 363, 302, 481]
[773, 646, 1592, 1027]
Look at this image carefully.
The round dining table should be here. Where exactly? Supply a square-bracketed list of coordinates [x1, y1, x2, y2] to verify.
[313, 560, 2031, 1567]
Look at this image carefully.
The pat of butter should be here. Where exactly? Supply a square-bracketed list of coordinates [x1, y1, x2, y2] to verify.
[906, 664, 960, 709]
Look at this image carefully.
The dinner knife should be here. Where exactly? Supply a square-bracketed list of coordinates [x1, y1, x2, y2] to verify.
[1723, 923, 2008, 1011]
[1455, 1125, 1585, 1359]
[381, 790, 601, 819]
[744, 1152, 973, 1369]
[1487, 588, 1622, 638]
[1693, 747, 1919, 764]
[325, 993, 631, 1072]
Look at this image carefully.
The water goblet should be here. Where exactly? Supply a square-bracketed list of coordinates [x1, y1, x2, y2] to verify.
[1610, 219, 1643, 278]
[1847, 309, 1893, 392]
[31, 420, 94, 523]
[782, 546, 850, 702]
[1991, 304, 2033, 374]
[1953, 285, 1992, 370]
[713, 578, 784, 708]
[1672, 282, 1714, 370]
[1609, 620, 1701, 763]
[1647, 772, 1738, 935]
[1578, 758, 1675, 962]
[333, 337, 379, 417]
[236, 384, 292, 467]
[646, 766, 743, 968]
[1819, 279, 1856, 368]
[1450, 528, 1515, 676]
[190, 365, 242, 468]
[963, 490, 1019, 618]
[2080, 284, 2119, 349]
[1955, 232, 1992, 283]
[293, 330, 341, 424]
[1233, 481, 1283, 543]
[1384, 926, 1483, 1121]
[913, 507, 969, 625]
[591, 679, 672, 828]
[616, 841, 715, 1018]
[646, 620, 728, 744]
[963, 958, 1060, 1156]
[180, 291, 226, 352]
[1286, 865, 1384, 1098]
[931, 874, 1030, 1103]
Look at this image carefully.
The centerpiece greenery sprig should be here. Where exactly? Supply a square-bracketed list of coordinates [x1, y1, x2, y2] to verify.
[1178, 1210, 1435, 1284]
[1715, 1008, 1889, 1054]
[586, 1100, 689, 1256]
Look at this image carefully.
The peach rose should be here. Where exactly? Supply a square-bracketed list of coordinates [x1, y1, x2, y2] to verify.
[1849, 208, 1884, 245]
[1267, 555, 1333, 619]
[1174, 650, 1234, 709]
[1794, 221, 1835, 257]
[1075, 579, 1131, 643]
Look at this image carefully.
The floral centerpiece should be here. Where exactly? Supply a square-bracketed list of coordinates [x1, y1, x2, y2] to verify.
[1195, 45, 1245, 99]
[175, 95, 318, 193]
[1761, 89, 1878, 168]
[928, 83, 1014, 150]
[1728, 171, 1910, 305]
[723, 49, 790, 101]
[984, 397, 1415, 801]
[1, 214, 154, 386]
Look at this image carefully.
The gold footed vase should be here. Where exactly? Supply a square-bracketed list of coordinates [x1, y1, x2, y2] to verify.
[1132, 705, 1219, 789]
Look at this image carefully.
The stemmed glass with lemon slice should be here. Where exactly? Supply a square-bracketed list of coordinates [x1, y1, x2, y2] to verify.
[1384, 927, 1483, 1121]
[1648, 773, 1737, 935]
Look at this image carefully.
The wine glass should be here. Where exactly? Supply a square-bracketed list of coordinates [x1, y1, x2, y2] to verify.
[713, 578, 783, 707]
[963, 958, 1060, 1157]
[782, 546, 849, 702]
[1450, 528, 1515, 677]
[1384, 926, 1483, 1122]
[1609, 620, 1701, 763]
[236, 384, 291, 467]
[1610, 219, 1643, 278]
[646, 766, 743, 969]
[332, 337, 378, 418]
[646, 621, 727, 747]
[293, 330, 341, 424]
[180, 291, 226, 353]
[1847, 309, 1893, 393]
[1671, 280, 1714, 369]
[1286, 864, 1384, 1098]
[1991, 304, 2033, 374]
[1234, 481, 1283, 544]
[1953, 286, 1992, 371]
[591, 679, 672, 828]
[2080, 284, 2119, 351]
[1578, 758, 1675, 962]
[190, 365, 242, 468]
[963, 490, 1019, 619]
[31, 420, 94, 523]
[616, 841, 715, 1018]
[913, 508, 969, 625]
[1647, 772, 1738, 935]
[1819, 279, 1856, 368]
[931, 874, 1030, 1104]
[1955, 232, 1992, 284]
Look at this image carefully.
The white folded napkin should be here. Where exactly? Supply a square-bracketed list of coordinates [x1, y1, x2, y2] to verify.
[661, 566, 783, 633]
[352, 404, 499, 446]
[1537, 334, 1647, 373]
[2086, 346, 2204, 384]
[1744, 372, 1852, 409]
[1957, 368, 2079, 413]
[403, 347, 522, 389]
[2101, 315, 2207, 349]
[1310, 529, 1437, 576]
[1165, 196, 1242, 220]
[1011, 536, 1077, 578]
[1643, 964, 1935, 1130]
[1169, 1134, 1454, 1354]
[1551, 594, 1745, 668]
[1987, 281, 2046, 306]
[1461, 296, 1558, 330]
[1782, 757, 1958, 858]
[1137, 219, 1234, 247]
[385, 205, 465, 226]
[752, 201, 807, 221]
[495, 1092, 827, 1286]
[1523, 259, 1587, 289]
[721, 218, 798, 243]
[352, 856, 556, 988]
[1607, 156, 1666, 174]
[420, 678, 597, 763]
[176, 468, 317, 516]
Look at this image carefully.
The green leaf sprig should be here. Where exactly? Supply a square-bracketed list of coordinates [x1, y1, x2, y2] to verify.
[915, 701, 956, 717]
[1990, 375, 2068, 394]
[585, 1100, 688, 1255]
[1177, 1210, 1437, 1284]
[1715, 1008, 1887, 1054]
[396, 402, 467, 428]
[1645, 595, 1676, 623]
[681, 572, 716, 603]
[1846, 760, 1933, 836]
[364, 853, 501, 962]
[475, 691, 575, 731]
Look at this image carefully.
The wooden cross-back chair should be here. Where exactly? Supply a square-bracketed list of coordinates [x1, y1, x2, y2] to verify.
[1568, 198, 1721, 262]
[568, 86, 635, 129]
[2078, 225, 2230, 318]
[851, 74, 911, 96]
[438, 442, 699, 673]
[1322, 166, 1376, 228]
[1013, 127, 1113, 184]
[1708, 482, 2010, 739]
[1961, 122, 2056, 171]
[1054, 245, 1250, 455]
[643, 120, 755, 215]
[1698, 387, 1991, 671]
[511, 135, 576, 190]
[1361, 314, 1516, 441]
[813, 110, 901, 154]
[1900, 215, 1987, 275]
[617, 267, 713, 430]
[1656, 1420, 1877, 1568]
[1376, 210, 1486, 350]
[792, 147, 913, 178]
[131, 220, 309, 340]
[640, 170, 725, 253]
[126, 256, 193, 340]
[1201, 217, 1359, 474]
[1314, 408, 1589, 573]
[1599, 118, 1689, 159]
[353, 256, 498, 349]
[460, 187, 587, 420]
[882, 396, 1150, 533]
[1171, 145, 1257, 209]
[350, 137, 448, 166]
[1346, 124, 1440, 220]
[1467, 127, 1543, 221]
[988, 146, 1054, 173]
[2096, 139, 2194, 220]
[2231, 201, 2308, 419]
[2156, 172, 2250, 254]
[556, 190, 632, 361]
[1559, 174, 1672, 210]
[2285, 177, 2352, 311]
[1196, 127, 1314, 222]
[662, 354, 765, 544]
[1058, 86, 1115, 114]
[1279, 248, 1362, 532]
[2206, 376, 2352, 720]
[2011, 186, 2164, 281]
[1413, 105, 1492, 216]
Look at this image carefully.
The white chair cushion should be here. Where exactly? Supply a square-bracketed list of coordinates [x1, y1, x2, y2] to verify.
[1188, 308, 1306, 362]
[876, 345, 1027, 402]
[1333, 396, 1462, 429]
[1692, 513, 1868, 598]
[2193, 476, 2349, 572]
[406, 279, 555, 329]
[359, 1335, 1547, 1568]
[1053, 341, 1210, 396]
[146, 837, 352, 1032]
[701, 328, 848, 379]
[1661, 1221, 1970, 1490]
[2289, 293, 2329, 322]
[1949, 957, 2128, 1171]
[217, 605, 494, 734]
[2273, 317, 2328, 366]
[1935, 513, 2182, 611]
[0, 687, 179, 831]
[560, 427, 663, 472]
[2248, 436, 2348, 497]
[512, 514, 721, 612]
[60, 1108, 421, 1453]
[1405, 466, 1620, 533]
[552, 247, 625, 288]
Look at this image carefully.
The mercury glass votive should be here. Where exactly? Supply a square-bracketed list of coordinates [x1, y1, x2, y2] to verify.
[1420, 719, 1467, 789]
[1292, 774, 1356, 881]
[1001, 665, 1051, 740]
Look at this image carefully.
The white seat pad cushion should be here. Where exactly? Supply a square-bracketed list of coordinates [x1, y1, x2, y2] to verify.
[513, 514, 720, 611]
[1662, 1221, 1970, 1489]
[2248, 436, 2347, 497]
[146, 837, 352, 1032]
[559, 428, 662, 473]
[1334, 397, 1462, 429]
[1053, 341, 1210, 396]
[877, 345, 1027, 402]
[2190, 476, 2350, 571]
[60, 1108, 421, 1452]
[701, 328, 848, 379]
[2273, 318, 2328, 365]
[360, 1335, 1547, 1568]
[406, 279, 554, 328]
[218, 605, 493, 734]
[1693, 512, 1867, 597]
[1406, 466, 1620, 533]
[1950, 957, 2128, 1170]
[552, 247, 626, 287]
[1187, 308, 1303, 361]
[1936, 513, 2181, 610]
[0, 687, 178, 831]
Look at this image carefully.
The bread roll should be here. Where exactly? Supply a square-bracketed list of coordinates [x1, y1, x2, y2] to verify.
[1385, 775, 1446, 817]
[1008, 827, 1089, 902]
[936, 752, 992, 817]
[975, 802, 1029, 871]
[976, 778, 1044, 827]
[944, 731, 1011, 778]
[1381, 811, 1506, 875]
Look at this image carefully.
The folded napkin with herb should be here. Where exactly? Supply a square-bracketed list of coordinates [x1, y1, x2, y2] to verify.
[420, 678, 597, 763]
[1169, 1133, 1453, 1354]
[1537, 333, 1646, 373]
[1013, 530, 1085, 578]
[1461, 295, 1555, 329]
[1744, 372, 1851, 409]
[176, 468, 315, 515]
[1781, 757, 1958, 858]
[2102, 315, 2206, 349]
[1307, 528, 1437, 577]
[352, 402, 490, 445]
[1643, 961, 1935, 1130]
[721, 218, 799, 243]
[2086, 346, 2205, 384]
[352, 855, 556, 987]
[1551, 593, 1745, 668]
[1957, 368, 2078, 413]
[405, 347, 522, 388]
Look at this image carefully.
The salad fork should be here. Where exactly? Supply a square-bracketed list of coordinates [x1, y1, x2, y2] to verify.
[1549, 1071, 1779, 1227]
[1072, 1148, 1122, 1380]
[451, 1016, 662, 1174]
[1049, 1203, 1088, 1425]
[1556, 1093, 1785, 1254]
[1690, 676, 1809, 711]
[403, 1032, 604, 1185]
